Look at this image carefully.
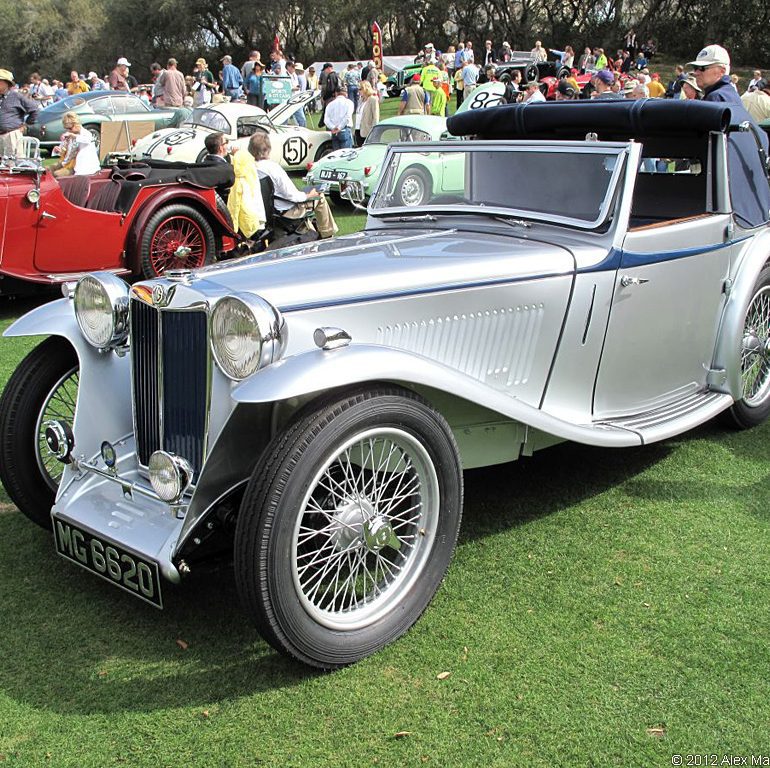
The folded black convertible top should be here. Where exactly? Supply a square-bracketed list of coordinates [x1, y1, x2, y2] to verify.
[446, 99, 734, 140]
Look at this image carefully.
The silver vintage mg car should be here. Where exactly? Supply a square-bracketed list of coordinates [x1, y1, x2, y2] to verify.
[2, 100, 769, 668]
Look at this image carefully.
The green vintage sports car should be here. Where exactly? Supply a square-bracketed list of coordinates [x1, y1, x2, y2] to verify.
[26, 91, 186, 153]
[305, 115, 460, 206]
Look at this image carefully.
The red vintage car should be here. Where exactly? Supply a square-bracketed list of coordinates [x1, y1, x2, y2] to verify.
[0, 156, 237, 295]
[539, 73, 596, 99]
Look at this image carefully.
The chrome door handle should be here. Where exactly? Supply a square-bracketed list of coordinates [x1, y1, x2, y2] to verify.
[40, 211, 56, 220]
[620, 275, 649, 287]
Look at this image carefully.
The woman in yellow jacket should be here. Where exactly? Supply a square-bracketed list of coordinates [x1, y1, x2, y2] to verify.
[227, 149, 266, 242]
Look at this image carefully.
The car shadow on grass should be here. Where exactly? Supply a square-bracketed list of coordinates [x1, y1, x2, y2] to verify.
[459, 438, 673, 541]
[0, 293, 56, 321]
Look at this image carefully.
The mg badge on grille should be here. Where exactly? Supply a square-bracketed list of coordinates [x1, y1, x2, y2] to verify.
[152, 285, 166, 306]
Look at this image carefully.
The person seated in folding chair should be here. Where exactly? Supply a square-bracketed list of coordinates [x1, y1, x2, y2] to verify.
[248, 132, 338, 239]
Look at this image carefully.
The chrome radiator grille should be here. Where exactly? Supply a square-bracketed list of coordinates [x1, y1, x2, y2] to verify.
[130, 299, 209, 476]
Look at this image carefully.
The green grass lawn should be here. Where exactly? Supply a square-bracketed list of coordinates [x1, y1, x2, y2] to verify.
[1, 90, 770, 766]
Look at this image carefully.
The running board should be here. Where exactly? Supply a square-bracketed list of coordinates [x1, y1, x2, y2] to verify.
[594, 390, 734, 445]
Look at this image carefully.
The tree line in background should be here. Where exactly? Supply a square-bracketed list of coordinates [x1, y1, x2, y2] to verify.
[3, 0, 768, 83]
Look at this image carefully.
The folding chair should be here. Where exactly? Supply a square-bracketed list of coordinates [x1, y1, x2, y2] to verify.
[18, 136, 41, 160]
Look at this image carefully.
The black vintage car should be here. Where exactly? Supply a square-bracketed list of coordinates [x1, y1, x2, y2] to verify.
[477, 52, 571, 84]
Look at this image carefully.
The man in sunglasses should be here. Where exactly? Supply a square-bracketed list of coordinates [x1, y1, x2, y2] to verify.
[688, 45, 739, 104]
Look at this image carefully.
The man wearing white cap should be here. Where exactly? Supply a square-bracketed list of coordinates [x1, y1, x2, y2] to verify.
[109, 57, 131, 92]
[688, 45, 739, 105]
[0, 69, 38, 157]
[88, 72, 108, 91]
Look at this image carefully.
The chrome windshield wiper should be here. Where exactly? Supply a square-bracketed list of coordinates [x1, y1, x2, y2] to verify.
[378, 213, 438, 222]
[380, 208, 532, 228]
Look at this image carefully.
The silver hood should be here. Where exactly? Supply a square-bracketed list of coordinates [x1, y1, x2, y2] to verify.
[197, 228, 576, 312]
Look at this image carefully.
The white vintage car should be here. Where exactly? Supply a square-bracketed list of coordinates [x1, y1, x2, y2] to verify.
[131, 92, 331, 170]
[1, 100, 769, 670]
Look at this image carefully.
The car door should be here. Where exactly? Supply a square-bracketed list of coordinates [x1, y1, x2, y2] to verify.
[593, 161, 734, 418]
[32, 174, 125, 273]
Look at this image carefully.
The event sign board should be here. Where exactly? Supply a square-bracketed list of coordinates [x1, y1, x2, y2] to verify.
[262, 75, 293, 104]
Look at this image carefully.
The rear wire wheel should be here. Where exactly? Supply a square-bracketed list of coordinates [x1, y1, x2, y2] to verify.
[139, 204, 216, 278]
[725, 266, 770, 428]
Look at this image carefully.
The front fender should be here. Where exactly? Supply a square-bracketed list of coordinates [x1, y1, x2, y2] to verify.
[232, 344, 642, 448]
[4, 296, 133, 488]
[5, 296, 86, 349]
[713, 229, 770, 398]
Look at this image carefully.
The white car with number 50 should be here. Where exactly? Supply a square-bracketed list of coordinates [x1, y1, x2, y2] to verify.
[131, 92, 331, 170]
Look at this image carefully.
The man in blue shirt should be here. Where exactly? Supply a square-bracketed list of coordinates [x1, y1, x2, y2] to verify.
[689, 44, 770, 229]
[689, 44, 739, 104]
[0, 69, 38, 157]
[220, 55, 244, 101]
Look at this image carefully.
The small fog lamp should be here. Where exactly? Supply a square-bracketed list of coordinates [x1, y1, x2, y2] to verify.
[26, 188, 40, 204]
[101, 441, 117, 469]
[148, 451, 193, 503]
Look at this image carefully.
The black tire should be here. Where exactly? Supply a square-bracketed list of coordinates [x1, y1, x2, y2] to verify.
[84, 125, 100, 154]
[524, 64, 538, 82]
[395, 166, 430, 207]
[557, 66, 571, 80]
[0, 337, 78, 529]
[235, 386, 463, 669]
[215, 192, 233, 230]
[314, 141, 333, 162]
[139, 203, 216, 279]
[195, 148, 208, 164]
[724, 265, 770, 429]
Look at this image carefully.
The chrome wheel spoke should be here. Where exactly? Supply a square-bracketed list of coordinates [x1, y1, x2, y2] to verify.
[34, 367, 78, 489]
[291, 427, 439, 630]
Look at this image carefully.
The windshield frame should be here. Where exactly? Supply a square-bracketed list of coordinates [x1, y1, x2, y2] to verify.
[364, 125, 434, 147]
[183, 108, 232, 135]
[369, 139, 631, 230]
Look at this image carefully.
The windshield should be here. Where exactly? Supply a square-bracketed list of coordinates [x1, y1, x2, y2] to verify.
[369, 142, 627, 229]
[183, 108, 231, 134]
[365, 125, 433, 146]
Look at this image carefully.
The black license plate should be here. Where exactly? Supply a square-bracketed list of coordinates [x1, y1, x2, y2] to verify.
[53, 517, 163, 608]
[319, 169, 346, 181]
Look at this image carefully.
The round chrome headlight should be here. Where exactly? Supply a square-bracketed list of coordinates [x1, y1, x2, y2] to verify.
[73, 273, 130, 350]
[210, 295, 285, 380]
[148, 451, 193, 503]
[26, 188, 40, 204]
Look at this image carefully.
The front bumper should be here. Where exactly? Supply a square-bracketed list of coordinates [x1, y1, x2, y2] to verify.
[54, 435, 185, 585]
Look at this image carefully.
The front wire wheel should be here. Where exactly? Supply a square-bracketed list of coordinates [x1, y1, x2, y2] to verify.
[726, 266, 770, 428]
[235, 387, 463, 668]
[0, 338, 79, 528]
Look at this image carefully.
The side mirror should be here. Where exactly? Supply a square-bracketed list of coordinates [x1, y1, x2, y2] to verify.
[339, 179, 367, 211]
